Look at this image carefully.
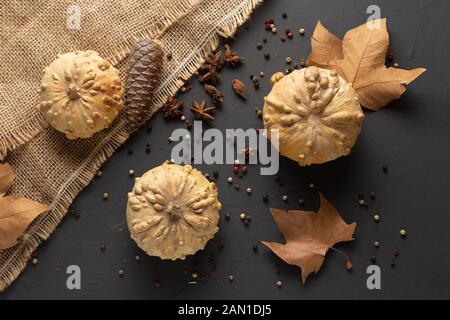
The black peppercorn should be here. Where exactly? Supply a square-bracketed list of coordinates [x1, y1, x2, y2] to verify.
[382, 165, 388, 173]
[263, 194, 269, 203]
[264, 52, 270, 60]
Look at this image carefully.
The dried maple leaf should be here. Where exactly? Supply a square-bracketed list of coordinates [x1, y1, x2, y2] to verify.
[191, 100, 215, 121]
[261, 193, 356, 284]
[0, 163, 49, 250]
[307, 19, 426, 111]
[162, 96, 184, 119]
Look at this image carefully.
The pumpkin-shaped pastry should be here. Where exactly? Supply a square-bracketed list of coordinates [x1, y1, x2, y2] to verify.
[38, 50, 124, 139]
[263, 66, 364, 166]
[127, 162, 221, 260]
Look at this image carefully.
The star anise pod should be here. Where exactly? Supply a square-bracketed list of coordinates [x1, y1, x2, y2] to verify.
[198, 69, 220, 84]
[204, 84, 224, 105]
[199, 51, 223, 73]
[162, 96, 184, 119]
[198, 51, 223, 84]
[224, 44, 243, 67]
[191, 100, 215, 121]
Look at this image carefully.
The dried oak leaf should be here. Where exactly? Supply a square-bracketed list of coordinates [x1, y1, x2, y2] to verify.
[191, 100, 215, 121]
[0, 163, 49, 250]
[162, 96, 184, 119]
[261, 193, 356, 284]
[307, 19, 426, 111]
[204, 84, 224, 105]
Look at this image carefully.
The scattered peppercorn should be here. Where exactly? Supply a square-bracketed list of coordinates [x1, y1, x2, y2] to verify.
[213, 170, 219, 178]
[263, 194, 269, 203]
[145, 144, 151, 153]
[118, 269, 125, 277]
[282, 195, 288, 202]
[400, 228, 407, 237]
[32, 258, 38, 265]
[135, 255, 141, 262]
[262, 38, 267, 43]
[228, 275, 234, 282]
[276, 280, 283, 287]
[282, 13, 287, 18]
[191, 272, 198, 279]
[382, 165, 389, 173]
[298, 198, 305, 206]
[271, 27, 277, 34]
[103, 193, 109, 200]
[370, 191, 376, 200]
[252, 244, 259, 253]
[358, 192, 364, 199]
[299, 28, 305, 35]
[280, 35, 287, 41]
[227, 177, 233, 184]
[285, 56, 292, 64]
[373, 240, 380, 248]
[128, 169, 135, 176]
[234, 183, 240, 190]
[218, 239, 225, 250]
[96, 171, 102, 177]
[240, 213, 246, 220]
[373, 213, 380, 222]
[246, 187, 252, 194]
[393, 249, 400, 257]
[287, 31, 293, 39]
[386, 52, 394, 61]
[225, 213, 231, 221]
[264, 52, 270, 60]
[393, 62, 399, 68]
[100, 244, 107, 252]
[256, 42, 263, 50]
[370, 256, 377, 264]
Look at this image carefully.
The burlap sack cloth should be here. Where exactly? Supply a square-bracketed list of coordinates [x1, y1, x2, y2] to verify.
[0, 0, 262, 292]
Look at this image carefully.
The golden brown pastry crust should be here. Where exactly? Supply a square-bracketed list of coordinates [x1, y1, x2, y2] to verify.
[38, 50, 124, 139]
[263, 66, 364, 166]
[127, 162, 221, 260]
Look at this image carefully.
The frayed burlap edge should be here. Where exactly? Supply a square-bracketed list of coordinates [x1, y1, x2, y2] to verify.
[0, 114, 48, 161]
[0, 0, 201, 161]
[0, 0, 263, 293]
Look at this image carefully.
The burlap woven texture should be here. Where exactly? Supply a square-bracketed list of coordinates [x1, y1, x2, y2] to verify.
[0, 0, 262, 292]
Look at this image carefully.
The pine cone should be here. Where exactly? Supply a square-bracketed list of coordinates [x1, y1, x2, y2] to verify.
[125, 39, 163, 132]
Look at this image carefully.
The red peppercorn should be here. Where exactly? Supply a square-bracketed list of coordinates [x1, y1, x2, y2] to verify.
[280, 35, 287, 42]
[287, 32, 293, 39]
[241, 166, 248, 174]
[233, 165, 239, 174]
[264, 23, 272, 31]
[387, 52, 394, 61]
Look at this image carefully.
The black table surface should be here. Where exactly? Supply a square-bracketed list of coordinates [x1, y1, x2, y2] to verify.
[2, 0, 449, 300]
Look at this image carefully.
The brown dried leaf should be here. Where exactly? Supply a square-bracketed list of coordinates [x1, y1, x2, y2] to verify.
[261, 193, 356, 284]
[307, 19, 426, 111]
[232, 79, 247, 100]
[0, 163, 50, 250]
[0, 163, 16, 198]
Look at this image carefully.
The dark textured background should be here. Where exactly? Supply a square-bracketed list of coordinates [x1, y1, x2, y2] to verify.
[2, 0, 449, 300]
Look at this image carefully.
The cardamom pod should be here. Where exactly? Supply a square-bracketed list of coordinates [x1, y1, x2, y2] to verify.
[231, 79, 247, 100]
